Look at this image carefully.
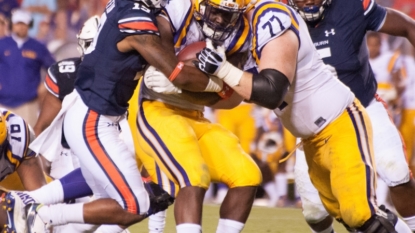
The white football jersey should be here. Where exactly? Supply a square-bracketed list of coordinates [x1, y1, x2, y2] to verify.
[250, 0, 355, 138]
[369, 51, 401, 101]
[0, 108, 36, 181]
[140, 0, 251, 111]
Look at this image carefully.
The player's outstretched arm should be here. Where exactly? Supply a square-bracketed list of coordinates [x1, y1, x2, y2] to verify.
[119, 35, 211, 92]
[33, 91, 62, 137]
[196, 30, 297, 109]
[379, 8, 415, 47]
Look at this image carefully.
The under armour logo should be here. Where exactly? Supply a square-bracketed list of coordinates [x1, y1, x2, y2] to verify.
[106, 122, 119, 127]
[325, 29, 335, 37]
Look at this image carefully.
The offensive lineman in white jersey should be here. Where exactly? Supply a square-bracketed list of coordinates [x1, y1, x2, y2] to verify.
[193, 0, 412, 232]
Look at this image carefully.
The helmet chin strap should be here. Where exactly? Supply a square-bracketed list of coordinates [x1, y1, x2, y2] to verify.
[299, 5, 325, 23]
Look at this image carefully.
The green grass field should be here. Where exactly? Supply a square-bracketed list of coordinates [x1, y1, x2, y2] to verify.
[129, 204, 349, 233]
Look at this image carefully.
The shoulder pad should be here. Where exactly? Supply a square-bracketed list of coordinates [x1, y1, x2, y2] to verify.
[118, 2, 159, 35]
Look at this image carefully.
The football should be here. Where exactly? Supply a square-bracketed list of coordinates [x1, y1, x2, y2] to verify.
[177, 41, 206, 61]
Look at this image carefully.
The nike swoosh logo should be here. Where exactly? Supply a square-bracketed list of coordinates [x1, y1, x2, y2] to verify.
[6, 209, 13, 230]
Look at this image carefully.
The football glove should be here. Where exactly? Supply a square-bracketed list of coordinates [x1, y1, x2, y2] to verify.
[144, 66, 182, 94]
[195, 39, 244, 87]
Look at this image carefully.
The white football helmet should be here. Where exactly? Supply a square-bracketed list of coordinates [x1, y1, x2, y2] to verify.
[138, 0, 169, 9]
[287, 0, 332, 23]
[76, 15, 100, 56]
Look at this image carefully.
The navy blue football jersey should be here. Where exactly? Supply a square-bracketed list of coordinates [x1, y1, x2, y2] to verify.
[75, 0, 159, 115]
[45, 57, 81, 101]
[307, 0, 387, 107]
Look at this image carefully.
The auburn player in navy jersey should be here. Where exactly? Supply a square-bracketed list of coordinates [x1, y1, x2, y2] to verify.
[24, 0, 228, 231]
[286, 0, 415, 232]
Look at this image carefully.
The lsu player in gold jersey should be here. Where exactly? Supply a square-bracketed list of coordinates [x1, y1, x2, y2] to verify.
[0, 109, 46, 233]
[194, 0, 412, 231]
[137, 0, 262, 232]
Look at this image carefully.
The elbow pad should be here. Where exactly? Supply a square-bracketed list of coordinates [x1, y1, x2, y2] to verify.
[250, 69, 290, 109]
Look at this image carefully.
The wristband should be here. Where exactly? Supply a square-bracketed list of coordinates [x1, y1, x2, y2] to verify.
[217, 83, 234, 99]
[216, 61, 244, 87]
[168, 62, 184, 81]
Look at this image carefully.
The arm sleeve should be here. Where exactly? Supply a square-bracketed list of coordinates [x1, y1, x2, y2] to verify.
[363, 0, 387, 31]
[252, 2, 300, 60]
[44, 65, 59, 98]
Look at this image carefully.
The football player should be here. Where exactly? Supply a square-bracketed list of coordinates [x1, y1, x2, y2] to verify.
[0, 109, 46, 233]
[195, 0, 412, 231]
[286, 0, 415, 232]
[14, 15, 138, 233]
[136, 0, 262, 232]
[24, 0, 226, 231]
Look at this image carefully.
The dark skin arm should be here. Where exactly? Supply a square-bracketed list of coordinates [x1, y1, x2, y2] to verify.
[117, 23, 210, 92]
[149, 15, 220, 106]
[379, 8, 415, 47]
[33, 90, 63, 174]
[33, 91, 62, 136]
[17, 156, 47, 191]
[173, 51, 247, 107]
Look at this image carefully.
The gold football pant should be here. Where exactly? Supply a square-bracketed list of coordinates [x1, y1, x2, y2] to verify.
[303, 99, 376, 228]
[215, 104, 256, 154]
[135, 100, 262, 197]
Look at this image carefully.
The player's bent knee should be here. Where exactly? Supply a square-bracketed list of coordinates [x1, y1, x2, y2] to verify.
[187, 172, 211, 190]
[123, 190, 150, 215]
[301, 197, 329, 224]
[378, 159, 411, 187]
[230, 159, 262, 188]
[341, 207, 373, 229]
[302, 201, 329, 224]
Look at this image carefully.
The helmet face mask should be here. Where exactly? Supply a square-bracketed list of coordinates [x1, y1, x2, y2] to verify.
[195, 0, 246, 42]
[287, 0, 331, 23]
[141, 0, 169, 9]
